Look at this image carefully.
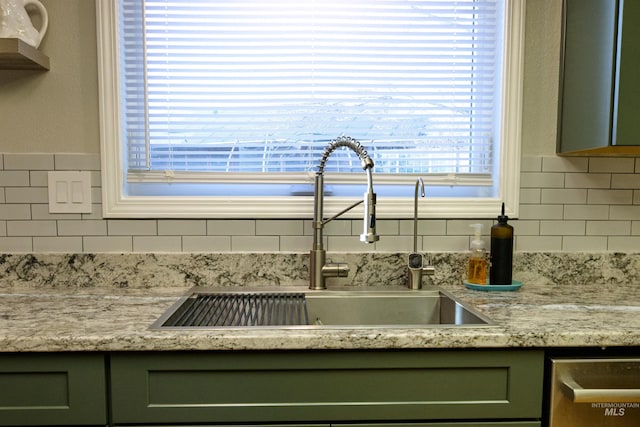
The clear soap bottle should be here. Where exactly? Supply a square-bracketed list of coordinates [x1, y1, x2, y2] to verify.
[467, 223, 487, 284]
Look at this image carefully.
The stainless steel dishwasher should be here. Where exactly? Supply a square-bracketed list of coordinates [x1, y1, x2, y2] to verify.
[550, 358, 640, 426]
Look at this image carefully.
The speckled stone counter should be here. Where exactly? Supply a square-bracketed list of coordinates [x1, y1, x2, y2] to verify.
[1, 252, 639, 352]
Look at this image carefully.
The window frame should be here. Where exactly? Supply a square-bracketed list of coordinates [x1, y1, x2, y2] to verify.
[96, 0, 524, 219]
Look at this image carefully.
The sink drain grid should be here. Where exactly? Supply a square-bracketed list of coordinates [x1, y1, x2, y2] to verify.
[161, 292, 309, 327]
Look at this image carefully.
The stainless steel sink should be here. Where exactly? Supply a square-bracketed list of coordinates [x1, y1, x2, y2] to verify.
[151, 287, 494, 330]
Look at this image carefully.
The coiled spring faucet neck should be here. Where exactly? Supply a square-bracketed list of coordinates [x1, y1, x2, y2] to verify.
[317, 136, 375, 174]
[310, 136, 379, 290]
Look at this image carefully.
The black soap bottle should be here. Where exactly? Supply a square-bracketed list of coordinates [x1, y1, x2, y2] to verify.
[490, 203, 513, 285]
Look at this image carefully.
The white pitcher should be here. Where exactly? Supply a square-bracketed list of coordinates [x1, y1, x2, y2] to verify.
[0, 0, 48, 48]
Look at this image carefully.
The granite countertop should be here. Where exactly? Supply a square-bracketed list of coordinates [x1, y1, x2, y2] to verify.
[1, 279, 639, 352]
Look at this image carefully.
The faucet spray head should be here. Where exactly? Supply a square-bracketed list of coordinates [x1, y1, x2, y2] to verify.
[360, 190, 379, 243]
[360, 167, 379, 243]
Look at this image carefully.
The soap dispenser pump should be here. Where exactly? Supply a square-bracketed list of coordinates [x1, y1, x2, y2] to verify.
[467, 223, 487, 285]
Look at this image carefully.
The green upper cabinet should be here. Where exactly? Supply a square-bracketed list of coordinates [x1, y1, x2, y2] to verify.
[615, 0, 640, 148]
[557, 0, 640, 155]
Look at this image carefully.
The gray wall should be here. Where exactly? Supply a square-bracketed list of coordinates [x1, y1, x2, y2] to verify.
[0, 0, 561, 156]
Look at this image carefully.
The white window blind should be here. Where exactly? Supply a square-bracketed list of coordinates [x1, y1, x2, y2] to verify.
[120, 0, 499, 178]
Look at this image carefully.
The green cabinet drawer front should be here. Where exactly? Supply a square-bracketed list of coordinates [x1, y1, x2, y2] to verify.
[0, 353, 107, 426]
[335, 423, 540, 427]
[110, 350, 543, 424]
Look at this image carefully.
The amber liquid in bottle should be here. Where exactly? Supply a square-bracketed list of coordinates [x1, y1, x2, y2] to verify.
[467, 255, 487, 284]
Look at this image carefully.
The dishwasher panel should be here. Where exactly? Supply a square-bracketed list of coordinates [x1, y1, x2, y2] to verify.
[550, 358, 640, 426]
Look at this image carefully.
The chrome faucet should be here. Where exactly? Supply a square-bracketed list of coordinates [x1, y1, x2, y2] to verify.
[309, 136, 379, 290]
[408, 177, 435, 289]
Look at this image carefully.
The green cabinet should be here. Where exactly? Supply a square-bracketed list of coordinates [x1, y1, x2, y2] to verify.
[0, 350, 542, 427]
[110, 350, 543, 425]
[0, 353, 107, 426]
[557, 0, 640, 155]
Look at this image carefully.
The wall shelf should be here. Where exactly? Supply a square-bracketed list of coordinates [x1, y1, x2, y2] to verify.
[0, 38, 49, 70]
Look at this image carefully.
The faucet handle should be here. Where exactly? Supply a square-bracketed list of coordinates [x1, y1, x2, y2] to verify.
[408, 252, 423, 269]
[407, 252, 435, 290]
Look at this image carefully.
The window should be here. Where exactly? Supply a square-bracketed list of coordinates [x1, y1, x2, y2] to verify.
[97, 0, 524, 218]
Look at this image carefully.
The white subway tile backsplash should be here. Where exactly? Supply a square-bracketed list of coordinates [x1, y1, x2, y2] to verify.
[368, 219, 399, 236]
[564, 173, 611, 189]
[231, 236, 279, 252]
[1, 152, 640, 254]
[399, 219, 447, 236]
[446, 219, 493, 236]
[375, 235, 413, 252]
[540, 220, 585, 236]
[516, 236, 562, 251]
[54, 154, 101, 171]
[3, 154, 54, 171]
[520, 172, 565, 188]
[207, 219, 255, 236]
[590, 157, 635, 173]
[256, 220, 304, 236]
[81, 203, 104, 220]
[541, 189, 587, 204]
[279, 235, 313, 252]
[611, 173, 640, 189]
[0, 204, 31, 220]
[542, 156, 588, 173]
[519, 188, 541, 204]
[83, 236, 133, 252]
[133, 236, 182, 252]
[33, 237, 82, 252]
[7, 220, 57, 236]
[0, 171, 30, 187]
[182, 236, 231, 252]
[158, 219, 206, 236]
[322, 219, 353, 236]
[90, 171, 102, 187]
[587, 189, 633, 205]
[562, 236, 608, 252]
[31, 204, 81, 220]
[607, 236, 640, 252]
[512, 220, 539, 236]
[586, 220, 631, 236]
[58, 220, 107, 236]
[327, 235, 371, 252]
[518, 204, 564, 220]
[610, 205, 640, 220]
[520, 155, 542, 172]
[108, 220, 157, 236]
[0, 237, 32, 252]
[29, 171, 48, 187]
[422, 235, 468, 252]
[4, 187, 48, 204]
[564, 204, 609, 220]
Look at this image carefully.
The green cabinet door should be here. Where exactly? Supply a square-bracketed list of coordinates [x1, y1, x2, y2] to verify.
[334, 423, 540, 427]
[612, 0, 640, 147]
[558, 0, 640, 155]
[558, 0, 617, 154]
[110, 350, 543, 425]
[0, 353, 107, 426]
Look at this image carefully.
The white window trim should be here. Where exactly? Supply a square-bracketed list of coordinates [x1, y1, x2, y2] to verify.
[96, 0, 524, 219]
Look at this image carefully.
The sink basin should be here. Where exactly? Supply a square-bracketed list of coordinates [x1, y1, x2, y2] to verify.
[151, 287, 493, 329]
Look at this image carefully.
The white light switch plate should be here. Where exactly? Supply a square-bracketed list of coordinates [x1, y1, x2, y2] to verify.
[48, 171, 92, 213]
